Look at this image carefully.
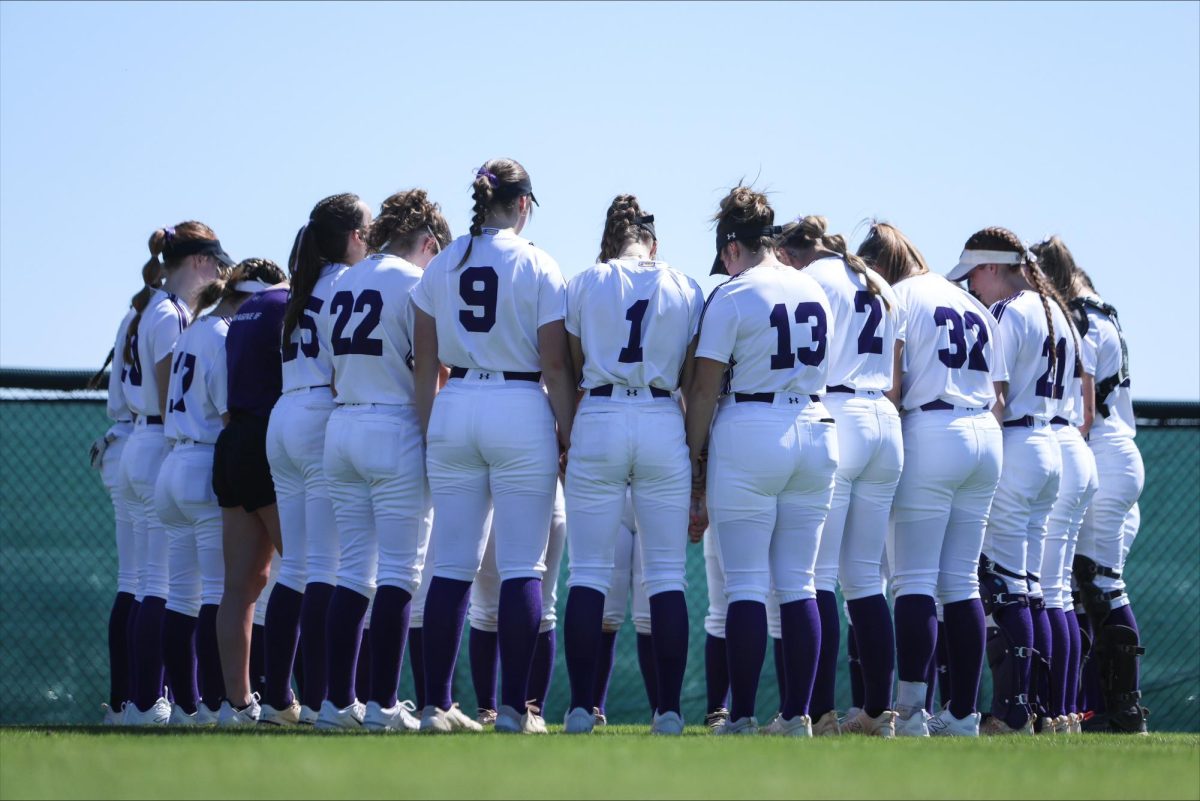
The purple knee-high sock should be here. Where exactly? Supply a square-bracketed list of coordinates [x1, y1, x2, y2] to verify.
[422, 577, 472, 711]
[324, 586, 370, 709]
[263, 583, 303, 709]
[725, 601, 767, 721]
[772, 637, 787, 712]
[368, 586, 412, 709]
[1047, 608, 1070, 717]
[705, 634, 730, 713]
[125, 598, 141, 704]
[846, 624, 864, 710]
[162, 610, 198, 715]
[196, 604, 224, 712]
[1077, 611, 1100, 713]
[1064, 610, 1082, 714]
[564, 586, 605, 711]
[942, 598, 985, 719]
[108, 592, 136, 708]
[355, 629, 371, 703]
[924, 635, 938, 713]
[498, 577, 542, 711]
[649, 591, 688, 715]
[528, 629, 556, 710]
[250, 623, 266, 697]
[990, 603, 1034, 729]
[469, 627, 500, 712]
[299, 582, 334, 711]
[1030, 600, 1053, 718]
[847, 594, 895, 717]
[293, 634, 305, 702]
[592, 630, 618, 714]
[935, 620, 950, 711]
[636, 632, 658, 713]
[779, 599, 822, 720]
[810, 591, 840, 720]
[1105, 604, 1140, 690]
[408, 627, 426, 710]
[132, 595, 167, 710]
[894, 594, 937, 684]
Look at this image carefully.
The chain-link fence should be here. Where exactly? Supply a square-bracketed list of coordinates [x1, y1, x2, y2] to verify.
[1, 369, 1197, 730]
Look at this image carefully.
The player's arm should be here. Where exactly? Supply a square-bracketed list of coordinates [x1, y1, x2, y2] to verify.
[155, 353, 172, 417]
[685, 357, 724, 522]
[539, 320, 575, 454]
[413, 307, 440, 436]
[991, 380, 1007, 425]
[1080, 373, 1095, 437]
[677, 335, 699, 412]
[567, 332, 584, 392]
[886, 340, 903, 409]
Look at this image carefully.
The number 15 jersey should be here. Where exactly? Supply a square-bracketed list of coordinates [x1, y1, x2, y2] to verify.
[566, 258, 704, 392]
[411, 227, 565, 374]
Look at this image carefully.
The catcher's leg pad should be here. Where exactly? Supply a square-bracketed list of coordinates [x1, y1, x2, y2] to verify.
[1071, 555, 1117, 627]
[1099, 623, 1148, 734]
[986, 623, 1033, 725]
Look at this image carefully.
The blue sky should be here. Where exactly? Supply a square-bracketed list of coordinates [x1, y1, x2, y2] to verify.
[1, 1, 1197, 399]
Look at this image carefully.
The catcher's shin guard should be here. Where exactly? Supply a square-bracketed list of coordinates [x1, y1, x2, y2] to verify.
[986, 624, 1033, 725]
[1072, 555, 1122, 628]
[1099, 624, 1148, 734]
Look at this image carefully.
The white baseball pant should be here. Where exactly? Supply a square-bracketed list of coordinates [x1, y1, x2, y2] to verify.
[154, 442, 223, 616]
[101, 423, 137, 595]
[1043, 425, 1098, 609]
[1078, 436, 1144, 608]
[702, 526, 726, 638]
[118, 419, 172, 600]
[602, 512, 651, 635]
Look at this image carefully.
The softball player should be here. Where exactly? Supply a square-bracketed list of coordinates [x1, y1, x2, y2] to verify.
[412, 158, 574, 735]
[1031, 236, 1099, 734]
[315, 189, 449, 731]
[1070, 271, 1148, 733]
[776, 216, 904, 738]
[264, 193, 371, 726]
[117, 223, 232, 724]
[685, 186, 838, 737]
[563, 194, 703, 736]
[154, 259, 285, 725]
[947, 226, 1073, 736]
[858, 222, 1001, 738]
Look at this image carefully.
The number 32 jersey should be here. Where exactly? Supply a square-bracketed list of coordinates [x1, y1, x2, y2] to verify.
[804, 257, 901, 392]
[411, 228, 566, 374]
[696, 263, 834, 396]
[893, 273, 995, 411]
[319, 254, 422, 405]
[566, 258, 704, 392]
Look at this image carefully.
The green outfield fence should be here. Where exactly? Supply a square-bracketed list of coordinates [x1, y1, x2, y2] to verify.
[1, 367, 1197, 730]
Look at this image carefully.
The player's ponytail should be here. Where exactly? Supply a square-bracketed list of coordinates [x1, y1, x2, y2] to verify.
[598, 194, 655, 262]
[1031, 236, 1082, 302]
[856, 221, 929, 286]
[123, 222, 216, 363]
[195, 257, 285, 312]
[369, 189, 452, 257]
[455, 158, 535, 271]
[779, 215, 890, 310]
[283, 193, 365, 344]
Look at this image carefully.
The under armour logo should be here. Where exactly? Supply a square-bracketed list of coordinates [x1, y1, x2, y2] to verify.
[788, 397, 799, 404]
[480, 372, 491, 380]
[726, 233, 736, 241]
[626, 388, 638, 396]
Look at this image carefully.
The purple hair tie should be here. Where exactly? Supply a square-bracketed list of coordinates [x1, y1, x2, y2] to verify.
[476, 167, 499, 187]
[164, 226, 176, 242]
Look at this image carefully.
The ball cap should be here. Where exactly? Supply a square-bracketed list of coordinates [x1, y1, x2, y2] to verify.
[165, 237, 235, 267]
[711, 222, 782, 276]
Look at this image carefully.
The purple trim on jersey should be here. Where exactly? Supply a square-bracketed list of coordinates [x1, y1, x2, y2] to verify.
[989, 291, 1022, 322]
[167, 293, 190, 332]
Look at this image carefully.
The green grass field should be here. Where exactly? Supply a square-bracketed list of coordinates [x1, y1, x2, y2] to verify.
[2, 726, 1198, 800]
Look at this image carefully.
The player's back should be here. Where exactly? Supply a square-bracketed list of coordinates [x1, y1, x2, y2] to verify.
[989, 290, 1076, 423]
[1079, 296, 1135, 439]
[108, 308, 137, 423]
[893, 272, 995, 410]
[129, 289, 193, 418]
[164, 315, 230, 443]
[413, 228, 564, 374]
[696, 264, 833, 396]
[567, 258, 703, 392]
[804, 256, 901, 392]
[282, 262, 350, 392]
[323, 254, 422, 405]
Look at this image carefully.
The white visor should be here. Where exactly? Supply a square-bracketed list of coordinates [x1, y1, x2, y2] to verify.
[233, 280, 272, 294]
[946, 249, 1023, 282]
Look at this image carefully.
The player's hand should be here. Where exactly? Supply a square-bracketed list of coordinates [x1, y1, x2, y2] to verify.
[688, 491, 708, 543]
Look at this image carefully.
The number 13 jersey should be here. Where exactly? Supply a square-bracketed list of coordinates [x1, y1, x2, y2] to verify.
[804, 257, 901, 392]
[411, 227, 565, 374]
[566, 258, 704, 392]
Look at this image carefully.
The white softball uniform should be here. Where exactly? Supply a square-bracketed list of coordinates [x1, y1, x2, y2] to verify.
[889, 274, 1001, 604]
[804, 258, 904, 601]
[118, 289, 192, 601]
[702, 526, 726, 638]
[982, 291, 1071, 597]
[155, 315, 230, 616]
[698, 264, 838, 605]
[602, 496, 650, 635]
[320, 255, 431, 599]
[470, 481, 566, 633]
[565, 257, 702, 599]
[104, 309, 137, 594]
[413, 228, 565, 582]
[267, 262, 349, 592]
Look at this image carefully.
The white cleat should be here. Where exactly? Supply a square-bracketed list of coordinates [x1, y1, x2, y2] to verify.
[651, 710, 684, 736]
[196, 704, 220, 725]
[842, 709, 897, 738]
[362, 700, 420, 733]
[839, 706, 863, 728]
[928, 708, 981, 737]
[123, 697, 171, 726]
[298, 705, 319, 726]
[895, 708, 932, 737]
[704, 707, 730, 732]
[715, 716, 759, 736]
[217, 695, 261, 727]
[1068, 712, 1083, 735]
[593, 707, 607, 728]
[315, 700, 365, 730]
[812, 710, 842, 736]
[477, 708, 498, 727]
[760, 714, 812, 737]
[101, 703, 123, 726]
[563, 706, 595, 734]
[259, 699, 302, 726]
[521, 705, 548, 734]
[980, 713, 1035, 736]
[420, 703, 483, 734]
[167, 705, 199, 726]
[494, 704, 523, 734]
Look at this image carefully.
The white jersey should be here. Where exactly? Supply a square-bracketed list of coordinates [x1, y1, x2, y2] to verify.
[1081, 295, 1136, 440]
[893, 273, 995, 410]
[411, 228, 565, 373]
[319, 253, 422, 405]
[1061, 320, 1097, 426]
[125, 289, 192, 418]
[108, 308, 136, 422]
[696, 263, 834, 395]
[565, 257, 704, 391]
[281, 262, 350, 392]
[164, 315, 230, 444]
[804, 256, 901, 392]
[989, 290, 1076, 423]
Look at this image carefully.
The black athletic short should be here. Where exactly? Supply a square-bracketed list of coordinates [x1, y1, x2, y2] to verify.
[213, 412, 275, 512]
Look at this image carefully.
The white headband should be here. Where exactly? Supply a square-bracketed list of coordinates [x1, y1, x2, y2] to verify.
[234, 280, 272, 294]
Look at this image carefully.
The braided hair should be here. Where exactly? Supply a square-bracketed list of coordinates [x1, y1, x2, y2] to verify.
[779, 215, 890, 310]
[454, 158, 532, 270]
[368, 189, 451, 256]
[194, 258, 285, 312]
[598, 194, 655, 262]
